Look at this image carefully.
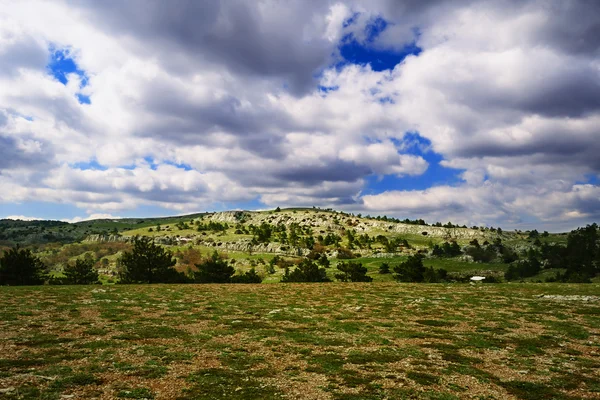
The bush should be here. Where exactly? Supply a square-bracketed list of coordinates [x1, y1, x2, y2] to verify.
[231, 268, 262, 283]
[504, 257, 541, 281]
[465, 245, 497, 263]
[379, 262, 390, 274]
[393, 255, 446, 283]
[335, 261, 372, 282]
[194, 251, 235, 283]
[431, 241, 462, 257]
[335, 247, 355, 259]
[281, 259, 330, 283]
[0, 246, 46, 285]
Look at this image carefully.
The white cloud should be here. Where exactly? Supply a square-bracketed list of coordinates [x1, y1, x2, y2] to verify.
[0, 0, 599, 229]
[4, 215, 44, 221]
[64, 213, 121, 223]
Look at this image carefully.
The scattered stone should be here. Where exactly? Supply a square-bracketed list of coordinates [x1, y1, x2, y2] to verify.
[0, 388, 15, 394]
[268, 309, 281, 315]
[536, 295, 599, 302]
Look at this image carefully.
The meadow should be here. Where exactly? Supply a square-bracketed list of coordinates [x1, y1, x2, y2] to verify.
[1, 283, 599, 399]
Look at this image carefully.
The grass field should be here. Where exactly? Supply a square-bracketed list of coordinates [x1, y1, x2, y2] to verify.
[1, 283, 599, 399]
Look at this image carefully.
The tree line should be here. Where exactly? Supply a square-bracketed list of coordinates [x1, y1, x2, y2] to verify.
[2, 224, 599, 285]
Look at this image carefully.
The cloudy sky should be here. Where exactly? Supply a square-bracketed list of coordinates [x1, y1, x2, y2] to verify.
[1, 0, 599, 230]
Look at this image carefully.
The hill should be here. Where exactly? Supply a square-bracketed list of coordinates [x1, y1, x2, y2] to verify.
[2, 208, 584, 284]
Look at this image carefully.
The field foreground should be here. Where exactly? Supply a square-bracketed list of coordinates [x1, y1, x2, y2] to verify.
[0, 284, 599, 400]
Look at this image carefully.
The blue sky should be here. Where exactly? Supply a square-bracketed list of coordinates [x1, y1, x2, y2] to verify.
[1, 1, 599, 231]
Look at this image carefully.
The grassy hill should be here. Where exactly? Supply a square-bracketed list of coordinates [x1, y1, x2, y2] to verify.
[0, 208, 579, 284]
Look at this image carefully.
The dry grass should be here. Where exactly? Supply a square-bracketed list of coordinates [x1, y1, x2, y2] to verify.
[0, 283, 599, 399]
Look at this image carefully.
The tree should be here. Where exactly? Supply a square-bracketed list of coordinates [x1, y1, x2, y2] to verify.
[0, 246, 46, 286]
[393, 255, 426, 282]
[565, 224, 598, 279]
[423, 266, 447, 282]
[379, 262, 390, 274]
[231, 268, 262, 283]
[64, 257, 100, 285]
[194, 251, 235, 283]
[317, 254, 330, 268]
[504, 255, 541, 281]
[335, 261, 372, 282]
[281, 259, 330, 282]
[118, 237, 182, 283]
[393, 255, 447, 283]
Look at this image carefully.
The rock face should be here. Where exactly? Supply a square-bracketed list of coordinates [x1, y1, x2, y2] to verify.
[205, 211, 247, 224]
[84, 234, 130, 243]
[199, 239, 310, 257]
[204, 210, 500, 240]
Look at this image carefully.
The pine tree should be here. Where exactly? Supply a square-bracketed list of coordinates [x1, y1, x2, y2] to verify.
[335, 261, 372, 282]
[119, 237, 182, 283]
[194, 251, 235, 283]
[64, 258, 100, 285]
[0, 246, 46, 286]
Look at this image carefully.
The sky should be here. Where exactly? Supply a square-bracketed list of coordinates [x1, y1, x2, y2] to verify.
[0, 0, 599, 231]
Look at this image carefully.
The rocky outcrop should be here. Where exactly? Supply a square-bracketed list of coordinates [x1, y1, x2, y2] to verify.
[199, 239, 310, 257]
[84, 234, 130, 243]
[205, 210, 503, 240]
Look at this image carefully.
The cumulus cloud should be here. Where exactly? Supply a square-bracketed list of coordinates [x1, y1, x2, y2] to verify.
[3, 215, 44, 221]
[0, 0, 598, 230]
[65, 213, 122, 223]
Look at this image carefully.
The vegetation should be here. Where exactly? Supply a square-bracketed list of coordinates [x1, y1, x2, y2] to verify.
[0, 246, 46, 285]
[1, 209, 599, 399]
[0, 284, 598, 399]
[118, 237, 184, 284]
[393, 255, 448, 283]
[193, 251, 235, 283]
[431, 241, 462, 257]
[230, 268, 262, 283]
[334, 261, 372, 282]
[1, 209, 598, 285]
[281, 259, 330, 282]
[379, 262, 391, 274]
[64, 257, 100, 285]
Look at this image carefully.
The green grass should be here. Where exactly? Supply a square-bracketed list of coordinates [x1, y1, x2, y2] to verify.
[1, 283, 598, 399]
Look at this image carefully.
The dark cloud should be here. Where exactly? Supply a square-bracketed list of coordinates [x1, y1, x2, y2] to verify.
[77, 0, 333, 94]
[0, 36, 47, 77]
[273, 160, 371, 185]
[0, 135, 52, 171]
[530, 1, 600, 56]
[518, 74, 600, 118]
[138, 81, 293, 159]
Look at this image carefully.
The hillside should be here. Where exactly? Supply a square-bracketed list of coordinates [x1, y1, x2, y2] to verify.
[1, 208, 581, 285]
